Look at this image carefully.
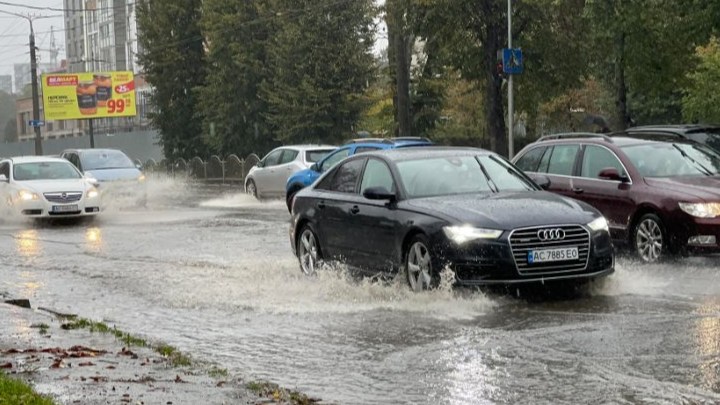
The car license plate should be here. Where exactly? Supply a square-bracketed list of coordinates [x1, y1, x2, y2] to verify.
[52, 205, 78, 213]
[528, 247, 578, 264]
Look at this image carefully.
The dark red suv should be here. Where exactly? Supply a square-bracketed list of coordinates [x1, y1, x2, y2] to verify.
[512, 133, 720, 262]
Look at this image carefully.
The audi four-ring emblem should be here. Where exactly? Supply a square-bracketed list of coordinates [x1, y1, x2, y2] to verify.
[537, 228, 565, 241]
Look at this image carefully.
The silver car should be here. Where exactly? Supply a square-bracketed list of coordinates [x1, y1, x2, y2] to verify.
[245, 145, 335, 199]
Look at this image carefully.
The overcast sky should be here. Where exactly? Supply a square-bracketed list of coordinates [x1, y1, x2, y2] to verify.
[0, 0, 387, 89]
[0, 0, 66, 83]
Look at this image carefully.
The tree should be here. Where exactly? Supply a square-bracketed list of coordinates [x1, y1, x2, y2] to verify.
[386, 0, 413, 137]
[198, 0, 277, 157]
[137, 0, 207, 160]
[683, 38, 720, 124]
[3, 118, 17, 143]
[261, 0, 377, 144]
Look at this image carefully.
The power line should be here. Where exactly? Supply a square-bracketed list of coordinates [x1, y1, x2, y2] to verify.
[0, 0, 137, 13]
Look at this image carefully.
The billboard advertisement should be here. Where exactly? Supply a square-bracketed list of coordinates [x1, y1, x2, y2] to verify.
[41, 71, 137, 120]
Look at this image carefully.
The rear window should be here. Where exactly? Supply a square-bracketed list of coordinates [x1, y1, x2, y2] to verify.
[80, 150, 134, 170]
[305, 149, 334, 163]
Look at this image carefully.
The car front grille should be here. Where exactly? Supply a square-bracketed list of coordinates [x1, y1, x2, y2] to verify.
[44, 192, 83, 204]
[509, 225, 590, 276]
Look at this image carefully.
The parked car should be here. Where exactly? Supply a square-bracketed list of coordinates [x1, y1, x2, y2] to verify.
[620, 124, 720, 154]
[284, 137, 434, 211]
[245, 145, 336, 199]
[0, 156, 101, 219]
[512, 133, 720, 262]
[61, 148, 147, 206]
[290, 147, 614, 290]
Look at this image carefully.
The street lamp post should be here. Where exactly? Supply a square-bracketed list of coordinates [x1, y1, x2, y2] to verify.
[507, 0, 514, 159]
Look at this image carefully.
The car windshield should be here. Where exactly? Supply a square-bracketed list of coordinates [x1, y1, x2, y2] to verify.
[621, 143, 720, 177]
[80, 150, 135, 170]
[693, 129, 720, 152]
[397, 155, 535, 198]
[13, 162, 82, 181]
[305, 149, 334, 163]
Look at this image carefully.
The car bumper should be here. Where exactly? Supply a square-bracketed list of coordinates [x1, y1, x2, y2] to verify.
[434, 230, 614, 286]
[13, 198, 101, 218]
[676, 216, 720, 254]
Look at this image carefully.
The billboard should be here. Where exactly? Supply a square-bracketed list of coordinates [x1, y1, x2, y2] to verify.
[41, 71, 137, 120]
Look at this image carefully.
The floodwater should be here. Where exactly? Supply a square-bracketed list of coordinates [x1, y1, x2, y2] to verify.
[1, 177, 719, 405]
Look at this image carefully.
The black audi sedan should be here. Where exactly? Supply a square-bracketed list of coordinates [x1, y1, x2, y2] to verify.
[289, 148, 614, 290]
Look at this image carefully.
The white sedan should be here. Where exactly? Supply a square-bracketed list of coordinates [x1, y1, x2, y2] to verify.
[0, 156, 101, 219]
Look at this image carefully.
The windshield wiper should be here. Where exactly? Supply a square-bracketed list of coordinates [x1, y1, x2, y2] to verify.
[672, 145, 713, 176]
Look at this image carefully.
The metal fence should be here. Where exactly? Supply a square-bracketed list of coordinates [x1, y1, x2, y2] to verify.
[143, 153, 261, 184]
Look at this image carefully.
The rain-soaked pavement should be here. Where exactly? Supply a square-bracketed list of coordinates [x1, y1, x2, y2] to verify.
[1, 177, 719, 405]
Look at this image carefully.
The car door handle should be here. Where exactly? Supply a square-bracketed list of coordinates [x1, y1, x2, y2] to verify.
[317, 201, 326, 209]
[572, 188, 584, 194]
[350, 205, 360, 215]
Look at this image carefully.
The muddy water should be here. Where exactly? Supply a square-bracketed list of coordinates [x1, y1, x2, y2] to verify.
[1, 178, 719, 404]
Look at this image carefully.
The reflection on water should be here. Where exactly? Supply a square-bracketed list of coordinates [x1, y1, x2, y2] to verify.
[85, 227, 103, 251]
[15, 229, 40, 257]
[694, 299, 720, 392]
[444, 340, 498, 405]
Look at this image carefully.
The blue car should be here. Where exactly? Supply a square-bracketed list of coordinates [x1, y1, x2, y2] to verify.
[285, 137, 433, 211]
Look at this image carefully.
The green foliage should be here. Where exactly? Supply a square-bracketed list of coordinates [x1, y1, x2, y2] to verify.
[198, 0, 277, 157]
[261, 0, 377, 145]
[428, 71, 487, 147]
[683, 38, 720, 124]
[137, 0, 207, 160]
[0, 372, 57, 405]
[0, 90, 16, 143]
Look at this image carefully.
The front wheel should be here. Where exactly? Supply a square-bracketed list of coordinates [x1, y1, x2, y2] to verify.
[406, 235, 436, 292]
[297, 225, 322, 276]
[633, 213, 666, 262]
[246, 179, 258, 199]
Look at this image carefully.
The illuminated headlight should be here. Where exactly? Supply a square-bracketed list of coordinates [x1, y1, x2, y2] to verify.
[87, 188, 99, 198]
[137, 174, 146, 182]
[587, 216, 609, 232]
[18, 190, 39, 201]
[443, 225, 503, 244]
[679, 202, 720, 218]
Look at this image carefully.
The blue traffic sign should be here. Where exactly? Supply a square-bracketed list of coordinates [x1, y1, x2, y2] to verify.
[28, 120, 45, 127]
[503, 48, 523, 74]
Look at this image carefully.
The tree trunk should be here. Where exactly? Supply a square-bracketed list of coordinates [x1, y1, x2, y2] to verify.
[484, 13, 507, 155]
[615, 32, 631, 130]
[395, 33, 412, 138]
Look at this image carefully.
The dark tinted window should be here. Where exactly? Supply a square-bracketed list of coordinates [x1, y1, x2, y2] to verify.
[622, 143, 720, 177]
[547, 145, 580, 176]
[319, 148, 350, 171]
[515, 147, 546, 172]
[580, 146, 626, 178]
[328, 158, 366, 193]
[360, 158, 395, 194]
[279, 149, 299, 164]
[305, 149, 333, 163]
[355, 146, 380, 154]
[80, 150, 134, 170]
[688, 131, 720, 153]
[263, 150, 283, 167]
[0, 162, 9, 178]
[537, 146, 552, 173]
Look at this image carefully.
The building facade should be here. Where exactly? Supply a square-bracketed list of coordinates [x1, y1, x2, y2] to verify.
[13, 63, 58, 94]
[0, 75, 11, 95]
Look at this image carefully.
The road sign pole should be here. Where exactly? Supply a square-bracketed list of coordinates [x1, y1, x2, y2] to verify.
[507, 0, 514, 159]
[88, 119, 95, 148]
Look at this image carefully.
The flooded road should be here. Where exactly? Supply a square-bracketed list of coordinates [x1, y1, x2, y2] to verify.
[1, 178, 719, 405]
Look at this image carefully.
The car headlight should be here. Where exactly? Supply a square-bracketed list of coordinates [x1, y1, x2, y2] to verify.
[137, 174, 146, 182]
[87, 188, 99, 199]
[679, 202, 720, 218]
[587, 216, 609, 232]
[443, 225, 503, 244]
[18, 190, 39, 201]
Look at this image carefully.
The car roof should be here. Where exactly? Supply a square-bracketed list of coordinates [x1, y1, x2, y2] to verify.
[7, 156, 71, 164]
[528, 133, 699, 149]
[625, 124, 720, 134]
[272, 145, 336, 152]
[360, 146, 491, 161]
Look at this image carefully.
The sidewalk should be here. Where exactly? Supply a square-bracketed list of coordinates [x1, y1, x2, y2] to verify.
[0, 302, 311, 405]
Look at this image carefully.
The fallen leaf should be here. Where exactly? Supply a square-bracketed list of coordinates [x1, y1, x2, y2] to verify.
[50, 359, 64, 369]
[216, 381, 225, 387]
[78, 362, 95, 367]
[174, 375, 184, 383]
[89, 376, 108, 382]
[0, 362, 12, 369]
[80, 376, 86, 382]
[106, 365, 116, 370]
[119, 347, 136, 357]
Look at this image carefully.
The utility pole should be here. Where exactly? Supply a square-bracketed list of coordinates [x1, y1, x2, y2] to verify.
[29, 21, 43, 156]
[507, 0, 514, 159]
[0, 10, 46, 155]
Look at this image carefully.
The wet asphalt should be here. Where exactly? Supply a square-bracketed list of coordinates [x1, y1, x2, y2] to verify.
[0, 178, 719, 405]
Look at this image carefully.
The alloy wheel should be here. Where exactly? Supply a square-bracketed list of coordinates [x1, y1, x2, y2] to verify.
[636, 218, 663, 262]
[298, 228, 319, 276]
[246, 180, 257, 198]
[407, 241, 432, 292]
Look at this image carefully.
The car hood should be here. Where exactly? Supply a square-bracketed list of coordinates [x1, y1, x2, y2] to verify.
[17, 179, 90, 193]
[403, 191, 599, 230]
[86, 168, 141, 181]
[644, 176, 720, 201]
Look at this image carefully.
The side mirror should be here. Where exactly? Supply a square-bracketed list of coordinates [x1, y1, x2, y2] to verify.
[256, 160, 264, 168]
[363, 186, 396, 201]
[598, 167, 628, 182]
[310, 163, 319, 172]
[530, 174, 551, 190]
[0, 174, 7, 182]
